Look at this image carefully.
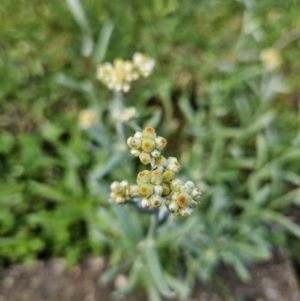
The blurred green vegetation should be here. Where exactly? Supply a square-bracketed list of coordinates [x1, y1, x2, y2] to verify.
[1, 0, 300, 298]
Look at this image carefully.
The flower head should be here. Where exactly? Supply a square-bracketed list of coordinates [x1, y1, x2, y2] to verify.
[78, 109, 98, 129]
[133, 52, 155, 77]
[110, 181, 131, 205]
[110, 126, 203, 216]
[127, 127, 167, 165]
[97, 53, 155, 92]
[260, 48, 282, 71]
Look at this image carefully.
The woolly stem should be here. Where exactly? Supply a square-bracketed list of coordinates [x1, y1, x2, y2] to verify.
[113, 91, 126, 145]
[147, 209, 159, 240]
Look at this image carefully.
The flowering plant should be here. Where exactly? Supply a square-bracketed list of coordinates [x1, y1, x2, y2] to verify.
[96, 53, 202, 218]
[92, 52, 204, 298]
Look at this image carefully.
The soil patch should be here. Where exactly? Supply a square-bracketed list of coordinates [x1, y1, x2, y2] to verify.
[0, 255, 299, 301]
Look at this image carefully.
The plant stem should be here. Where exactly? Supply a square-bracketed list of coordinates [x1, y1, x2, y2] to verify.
[113, 90, 126, 145]
[147, 209, 159, 241]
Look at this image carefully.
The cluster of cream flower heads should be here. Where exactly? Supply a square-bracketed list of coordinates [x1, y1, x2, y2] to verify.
[260, 48, 282, 71]
[97, 53, 155, 93]
[109, 127, 202, 217]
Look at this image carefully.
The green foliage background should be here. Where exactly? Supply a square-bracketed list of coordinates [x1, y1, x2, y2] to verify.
[1, 0, 300, 298]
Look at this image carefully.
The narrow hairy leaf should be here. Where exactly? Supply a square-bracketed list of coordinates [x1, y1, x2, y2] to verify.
[144, 240, 175, 298]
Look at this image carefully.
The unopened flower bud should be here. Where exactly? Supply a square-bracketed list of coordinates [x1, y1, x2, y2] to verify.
[155, 156, 168, 167]
[141, 138, 155, 152]
[127, 137, 141, 149]
[162, 184, 171, 196]
[130, 149, 141, 157]
[176, 193, 189, 207]
[110, 192, 116, 199]
[151, 149, 161, 158]
[163, 170, 174, 183]
[167, 157, 178, 164]
[139, 152, 151, 165]
[154, 185, 163, 196]
[154, 165, 164, 173]
[155, 136, 167, 151]
[186, 181, 195, 188]
[113, 185, 122, 195]
[134, 131, 142, 138]
[138, 184, 153, 197]
[171, 178, 183, 191]
[192, 187, 202, 200]
[149, 195, 162, 207]
[137, 170, 151, 185]
[168, 200, 179, 213]
[127, 137, 132, 146]
[127, 185, 139, 197]
[120, 180, 129, 187]
[180, 183, 192, 194]
[179, 207, 193, 217]
[110, 181, 120, 191]
[142, 126, 157, 139]
[115, 196, 126, 205]
[167, 160, 181, 173]
[171, 192, 179, 201]
[150, 169, 163, 185]
[141, 198, 150, 208]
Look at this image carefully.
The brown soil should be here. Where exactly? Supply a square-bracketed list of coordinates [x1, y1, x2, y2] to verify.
[0, 255, 299, 301]
[216, 257, 300, 301]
